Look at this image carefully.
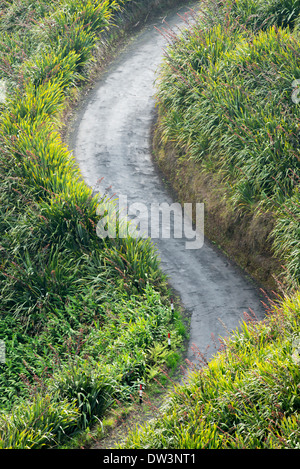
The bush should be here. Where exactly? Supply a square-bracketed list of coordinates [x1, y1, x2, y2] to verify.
[48, 358, 116, 429]
[0, 394, 79, 449]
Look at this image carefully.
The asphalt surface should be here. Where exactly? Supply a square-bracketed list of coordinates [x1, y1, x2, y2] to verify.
[69, 3, 266, 364]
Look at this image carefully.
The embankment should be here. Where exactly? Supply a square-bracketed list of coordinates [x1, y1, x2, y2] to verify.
[152, 111, 282, 294]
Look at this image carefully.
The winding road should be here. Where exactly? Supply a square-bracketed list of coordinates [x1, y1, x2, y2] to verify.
[69, 3, 266, 364]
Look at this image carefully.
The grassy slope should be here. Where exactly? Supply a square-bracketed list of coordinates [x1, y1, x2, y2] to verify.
[0, 0, 188, 449]
[153, 0, 300, 291]
[122, 291, 300, 449]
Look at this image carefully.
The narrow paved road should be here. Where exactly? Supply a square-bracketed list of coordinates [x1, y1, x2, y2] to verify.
[70, 4, 266, 364]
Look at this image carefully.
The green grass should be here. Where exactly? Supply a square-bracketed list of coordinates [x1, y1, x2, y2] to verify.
[0, 0, 188, 448]
[122, 291, 300, 449]
[155, 0, 300, 288]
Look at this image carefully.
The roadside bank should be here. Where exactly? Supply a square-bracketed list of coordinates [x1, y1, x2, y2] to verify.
[152, 110, 282, 294]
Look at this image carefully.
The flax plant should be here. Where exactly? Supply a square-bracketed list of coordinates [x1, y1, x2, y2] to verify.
[155, 0, 300, 286]
[122, 291, 300, 449]
[0, 0, 181, 449]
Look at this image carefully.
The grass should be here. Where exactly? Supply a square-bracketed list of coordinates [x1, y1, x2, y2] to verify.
[155, 0, 300, 288]
[110, 0, 300, 450]
[0, 0, 189, 448]
[121, 290, 300, 449]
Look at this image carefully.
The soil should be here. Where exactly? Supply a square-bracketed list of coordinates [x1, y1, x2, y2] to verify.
[151, 113, 282, 294]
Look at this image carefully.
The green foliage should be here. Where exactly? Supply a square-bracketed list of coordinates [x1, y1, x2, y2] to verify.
[156, 0, 300, 286]
[0, 284, 185, 445]
[103, 236, 166, 294]
[21, 49, 82, 90]
[157, 15, 300, 200]
[272, 188, 300, 286]
[255, 0, 300, 30]
[122, 291, 300, 449]
[0, 394, 79, 449]
[0, 0, 184, 449]
[221, 0, 300, 30]
[0, 0, 60, 34]
[48, 358, 116, 429]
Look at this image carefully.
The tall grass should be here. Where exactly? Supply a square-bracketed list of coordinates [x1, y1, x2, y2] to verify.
[155, 0, 300, 287]
[0, 0, 186, 448]
[0, 394, 80, 449]
[122, 291, 300, 449]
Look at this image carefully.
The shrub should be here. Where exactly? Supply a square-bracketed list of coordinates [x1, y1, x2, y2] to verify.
[48, 358, 116, 429]
[0, 394, 79, 449]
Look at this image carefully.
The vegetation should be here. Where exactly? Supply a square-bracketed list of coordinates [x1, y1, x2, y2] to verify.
[119, 0, 300, 449]
[122, 291, 300, 449]
[0, 0, 187, 448]
[155, 0, 300, 288]
[1, 0, 300, 450]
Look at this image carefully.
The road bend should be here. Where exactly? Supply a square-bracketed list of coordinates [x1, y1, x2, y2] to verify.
[69, 3, 266, 365]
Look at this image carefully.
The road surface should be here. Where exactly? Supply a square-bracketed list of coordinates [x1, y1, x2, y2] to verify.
[69, 3, 266, 364]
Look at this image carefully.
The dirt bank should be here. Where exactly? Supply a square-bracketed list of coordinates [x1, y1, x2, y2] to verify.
[151, 110, 282, 294]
